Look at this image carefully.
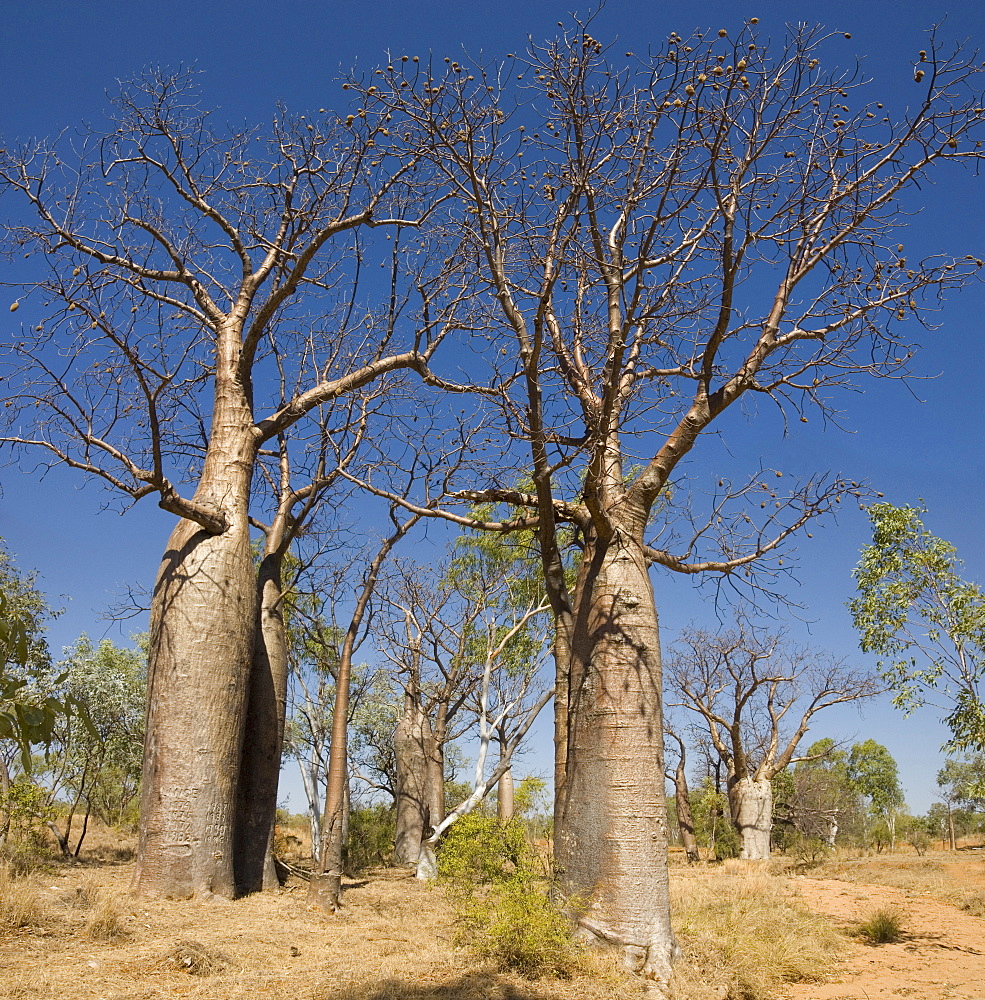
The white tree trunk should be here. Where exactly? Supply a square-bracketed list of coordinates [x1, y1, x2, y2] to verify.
[729, 777, 773, 860]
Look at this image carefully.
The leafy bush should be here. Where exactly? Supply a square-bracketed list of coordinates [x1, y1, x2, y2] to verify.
[345, 803, 395, 872]
[786, 832, 832, 871]
[855, 907, 905, 944]
[437, 813, 581, 978]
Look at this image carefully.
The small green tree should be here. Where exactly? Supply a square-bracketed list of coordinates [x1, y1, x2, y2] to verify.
[851, 503, 985, 752]
[0, 540, 77, 849]
[936, 754, 985, 849]
[50, 636, 145, 851]
[847, 739, 905, 850]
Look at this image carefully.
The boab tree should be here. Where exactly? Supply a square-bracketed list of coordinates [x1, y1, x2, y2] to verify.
[0, 71, 447, 897]
[667, 621, 879, 858]
[346, 19, 985, 980]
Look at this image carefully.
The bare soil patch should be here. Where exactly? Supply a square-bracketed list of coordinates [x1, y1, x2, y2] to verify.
[786, 848, 985, 1000]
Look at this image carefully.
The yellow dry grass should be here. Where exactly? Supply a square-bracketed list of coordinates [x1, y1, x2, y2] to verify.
[669, 868, 844, 1000]
[0, 859, 651, 1000]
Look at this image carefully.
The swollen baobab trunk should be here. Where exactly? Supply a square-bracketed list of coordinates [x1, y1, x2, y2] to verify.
[728, 776, 773, 860]
[393, 701, 444, 865]
[554, 518, 676, 984]
[133, 413, 258, 897]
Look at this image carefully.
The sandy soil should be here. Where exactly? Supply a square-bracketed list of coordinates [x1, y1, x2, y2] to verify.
[787, 850, 985, 1000]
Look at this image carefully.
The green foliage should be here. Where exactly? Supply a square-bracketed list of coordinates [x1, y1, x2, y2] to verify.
[855, 907, 905, 944]
[937, 753, 985, 808]
[437, 813, 580, 978]
[851, 503, 985, 752]
[0, 541, 71, 770]
[55, 635, 146, 828]
[344, 803, 396, 872]
[847, 739, 905, 820]
[690, 777, 739, 859]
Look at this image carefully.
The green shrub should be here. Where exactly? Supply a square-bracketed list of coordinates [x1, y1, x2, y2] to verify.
[437, 814, 581, 978]
[855, 907, 905, 944]
[345, 803, 395, 872]
[786, 832, 832, 871]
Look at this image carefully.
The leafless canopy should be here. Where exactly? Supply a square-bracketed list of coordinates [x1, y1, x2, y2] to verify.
[340, 19, 985, 594]
[666, 617, 881, 784]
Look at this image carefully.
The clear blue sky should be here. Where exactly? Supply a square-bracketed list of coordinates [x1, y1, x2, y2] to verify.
[1, 0, 983, 814]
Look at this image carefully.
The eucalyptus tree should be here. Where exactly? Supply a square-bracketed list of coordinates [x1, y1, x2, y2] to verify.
[342, 19, 985, 981]
[0, 71, 449, 897]
[851, 503, 985, 753]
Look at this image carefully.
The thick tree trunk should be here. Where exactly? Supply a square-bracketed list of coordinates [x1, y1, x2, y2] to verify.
[728, 776, 773, 860]
[393, 700, 444, 865]
[673, 760, 700, 864]
[234, 553, 289, 893]
[133, 399, 258, 898]
[554, 523, 676, 985]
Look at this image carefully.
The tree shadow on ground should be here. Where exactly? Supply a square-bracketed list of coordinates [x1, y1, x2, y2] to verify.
[315, 969, 568, 1000]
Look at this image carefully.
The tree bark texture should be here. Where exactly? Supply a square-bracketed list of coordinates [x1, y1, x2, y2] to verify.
[554, 522, 676, 984]
[728, 777, 773, 860]
[497, 767, 515, 823]
[393, 700, 444, 865]
[234, 553, 289, 893]
[133, 390, 258, 898]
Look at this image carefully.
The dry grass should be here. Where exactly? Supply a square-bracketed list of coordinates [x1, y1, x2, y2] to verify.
[669, 869, 844, 1000]
[0, 859, 648, 1000]
[854, 907, 906, 944]
[793, 848, 985, 914]
[0, 862, 51, 930]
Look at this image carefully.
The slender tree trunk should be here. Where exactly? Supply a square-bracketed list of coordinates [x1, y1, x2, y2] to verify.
[393, 699, 444, 865]
[133, 391, 258, 898]
[498, 768, 515, 823]
[554, 520, 676, 984]
[235, 552, 289, 893]
[0, 758, 10, 848]
[947, 805, 957, 850]
[673, 759, 700, 864]
[728, 776, 773, 860]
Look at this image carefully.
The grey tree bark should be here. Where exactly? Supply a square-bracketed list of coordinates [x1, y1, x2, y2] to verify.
[728, 777, 774, 861]
[554, 510, 675, 982]
[393, 700, 445, 865]
[135, 391, 258, 897]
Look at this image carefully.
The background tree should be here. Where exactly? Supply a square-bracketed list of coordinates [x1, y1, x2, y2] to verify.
[376, 524, 552, 872]
[29, 635, 145, 856]
[936, 753, 985, 848]
[664, 729, 701, 863]
[349, 19, 985, 979]
[851, 502, 985, 753]
[847, 738, 906, 850]
[667, 620, 879, 858]
[0, 73, 446, 897]
[0, 540, 73, 846]
[780, 737, 862, 847]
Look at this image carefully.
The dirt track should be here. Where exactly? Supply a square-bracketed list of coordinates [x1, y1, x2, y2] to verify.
[788, 857, 985, 1000]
